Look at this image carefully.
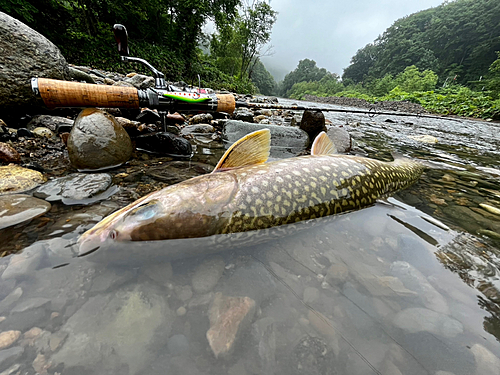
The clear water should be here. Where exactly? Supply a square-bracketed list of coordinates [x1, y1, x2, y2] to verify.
[1, 99, 500, 375]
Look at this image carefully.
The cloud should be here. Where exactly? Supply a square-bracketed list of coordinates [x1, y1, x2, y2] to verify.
[261, 0, 446, 80]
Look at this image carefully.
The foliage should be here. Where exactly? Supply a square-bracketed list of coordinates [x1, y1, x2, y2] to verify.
[250, 60, 277, 95]
[342, 0, 500, 86]
[209, 0, 277, 80]
[279, 59, 329, 97]
[483, 51, 500, 98]
[0, 0, 246, 83]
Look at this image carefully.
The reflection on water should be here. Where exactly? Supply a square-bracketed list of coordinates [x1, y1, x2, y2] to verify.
[1, 99, 500, 374]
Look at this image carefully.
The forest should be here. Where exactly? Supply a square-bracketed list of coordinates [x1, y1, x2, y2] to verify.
[281, 0, 500, 119]
[0, 0, 277, 94]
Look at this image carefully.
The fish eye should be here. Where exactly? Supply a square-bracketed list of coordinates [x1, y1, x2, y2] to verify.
[109, 230, 118, 240]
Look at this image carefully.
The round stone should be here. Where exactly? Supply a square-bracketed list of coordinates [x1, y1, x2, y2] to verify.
[0, 194, 51, 230]
[0, 165, 45, 195]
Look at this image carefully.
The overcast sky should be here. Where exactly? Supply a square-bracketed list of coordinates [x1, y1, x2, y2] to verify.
[261, 0, 446, 80]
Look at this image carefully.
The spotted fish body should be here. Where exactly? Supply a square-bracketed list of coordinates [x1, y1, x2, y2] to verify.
[218, 154, 422, 234]
[78, 130, 423, 256]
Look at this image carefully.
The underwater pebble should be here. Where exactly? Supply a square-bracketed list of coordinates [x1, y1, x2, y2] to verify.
[206, 292, 256, 358]
[479, 203, 500, 216]
[176, 306, 187, 317]
[0, 331, 20, 350]
[191, 256, 225, 294]
[470, 344, 500, 375]
[393, 308, 463, 338]
[0, 194, 51, 230]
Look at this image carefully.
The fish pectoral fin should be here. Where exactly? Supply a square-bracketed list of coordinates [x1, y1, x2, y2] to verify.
[212, 129, 271, 172]
[311, 131, 337, 155]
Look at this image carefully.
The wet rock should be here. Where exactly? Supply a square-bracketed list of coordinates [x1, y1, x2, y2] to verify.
[408, 134, 438, 143]
[0, 12, 70, 109]
[1, 242, 45, 280]
[479, 203, 500, 216]
[470, 343, 500, 375]
[176, 306, 187, 317]
[167, 334, 189, 356]
[0, 331, 20, 350]
[123, 73, 155, 89]
[190, 113, 213, 124]
[300, 110, 327, 145]
[27, 115, 73, 133]
[0, 143, 20, 163]
[68, 66, 96, 83]
[206, 292, 256, 358]
[233, 108, 254, 123]
[34, 173, 116, 205]
[191, 256, 225, 294]
[0, 165, 45, 195]
[0, 194, 51, 230]
[181, 124, 215, 136]
[165, 112, 185, 125]
[51, 283, 174, 375]
[135, 132, 192, 157]
[393, 308, 463, 338]
[16, 128, 33, 138]
[136, 108, 160, 124]
[32, 127, 55, 139]
[0, 346, 24, 369]
[49, 330, 68, 352]
[32, 353, 50, 374]
[390, 261, 449, 314]
[303, 287, 320, 304]
[254, 114, 268, 123]
[175, 285, 193, 302]
[7, 297, 51, 331]
[141, 263, 173, 286]
[325, 263, 349, 285]
[223, 120, 309, 158]
[251, 317, 276, 375]
[67, 108, 133, 171]
[288, 335, 336, 375]
[0, 288, 23, 314]
[326, 126, 351, 153]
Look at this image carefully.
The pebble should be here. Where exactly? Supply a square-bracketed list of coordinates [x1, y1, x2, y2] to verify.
[191, 256, 225, 294]
[479, 203, 500, 216]
[0, 331, 21, 350]
[34, 173, 115, 204]
[0, 142, 20, 163]
[0, 346, 24, 368]
[393, 308, 463, 338]
[206, 292, 256, 358]
[0, 194, 51, 230]
[408, 134, 438, 143]
[0, 165, 45, 195]
[32, 127, 54, 139]
[176, 306, 187, 317]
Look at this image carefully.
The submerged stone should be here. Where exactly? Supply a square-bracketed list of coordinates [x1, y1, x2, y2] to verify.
[0, 194, 51, 229]
[34, 173, 116, 205]
[135, 132, 192, 157]
[206, 292, 256, 358]
[300, 110, 327, 145]
[393, 307, 463, 338]
[0, 165, 45, 195]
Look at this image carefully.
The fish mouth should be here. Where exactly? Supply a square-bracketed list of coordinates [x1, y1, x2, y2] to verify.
[77, 245, 100, 257]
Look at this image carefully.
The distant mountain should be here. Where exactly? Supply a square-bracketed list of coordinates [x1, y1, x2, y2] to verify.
[342, 0, 500, 85]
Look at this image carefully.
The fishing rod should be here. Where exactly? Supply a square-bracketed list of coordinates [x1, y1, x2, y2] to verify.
[31, 24, 462, 127]
[236, 101, 464, 122]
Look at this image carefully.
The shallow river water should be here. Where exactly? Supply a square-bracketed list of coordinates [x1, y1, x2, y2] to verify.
[1, 99, 500, 375]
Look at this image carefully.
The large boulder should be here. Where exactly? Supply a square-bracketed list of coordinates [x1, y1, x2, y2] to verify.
[67, 108, 133, 171]
[0, 12, 70, 109]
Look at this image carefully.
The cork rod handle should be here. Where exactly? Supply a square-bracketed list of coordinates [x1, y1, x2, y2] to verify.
[33, 78, 140, 109]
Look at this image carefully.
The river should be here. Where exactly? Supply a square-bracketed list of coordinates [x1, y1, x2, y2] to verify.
[0, 98, 499, 374]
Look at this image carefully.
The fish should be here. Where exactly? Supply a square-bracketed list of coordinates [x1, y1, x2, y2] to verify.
[78, 129, 424, 259]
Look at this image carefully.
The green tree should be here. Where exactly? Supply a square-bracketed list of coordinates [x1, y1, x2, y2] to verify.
[484, 51, 500, 97]
[280, 59, 329, 97]
[250, 60, 277, 95]
[394, 65, 438, 92]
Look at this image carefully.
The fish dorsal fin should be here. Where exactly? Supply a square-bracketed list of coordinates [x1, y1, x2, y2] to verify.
[213, 129, 271, 172]
[311, 131, 337, 155]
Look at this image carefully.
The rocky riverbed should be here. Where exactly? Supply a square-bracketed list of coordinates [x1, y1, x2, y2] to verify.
[2, 10, 500, 375]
